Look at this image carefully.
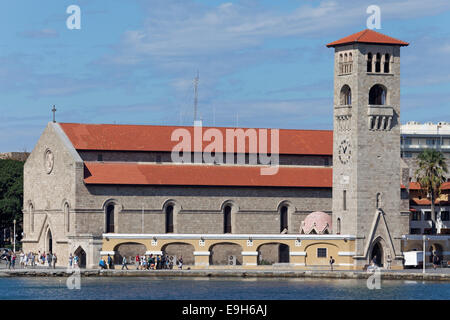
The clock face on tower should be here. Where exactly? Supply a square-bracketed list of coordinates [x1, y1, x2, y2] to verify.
[338, 139, 352, 165]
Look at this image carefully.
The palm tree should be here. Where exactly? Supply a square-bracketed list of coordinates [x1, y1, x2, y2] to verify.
[415, 150, 448, 234]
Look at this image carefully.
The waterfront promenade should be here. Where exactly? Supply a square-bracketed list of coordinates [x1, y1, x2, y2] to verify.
[1, 265, 450, 282]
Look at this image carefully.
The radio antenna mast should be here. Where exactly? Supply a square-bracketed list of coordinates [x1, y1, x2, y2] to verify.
[193, 71, 199, 123]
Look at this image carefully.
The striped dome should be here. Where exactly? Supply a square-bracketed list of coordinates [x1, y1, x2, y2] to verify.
[301, 211, 332, 234]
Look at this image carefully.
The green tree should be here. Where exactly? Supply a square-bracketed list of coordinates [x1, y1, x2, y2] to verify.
[415, 150, 448, 234]
[0, 159, 24, 246]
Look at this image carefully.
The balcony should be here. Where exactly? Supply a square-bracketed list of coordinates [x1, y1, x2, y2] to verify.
[338, 62, 353, 75]
[367, 105, 394, 131]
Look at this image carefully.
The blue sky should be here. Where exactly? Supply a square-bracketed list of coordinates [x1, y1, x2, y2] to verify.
[1, 0, 450, 152]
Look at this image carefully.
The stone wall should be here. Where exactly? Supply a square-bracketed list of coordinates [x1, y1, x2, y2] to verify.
[74, 184, 332, 236]
[78, 150, 331, 166]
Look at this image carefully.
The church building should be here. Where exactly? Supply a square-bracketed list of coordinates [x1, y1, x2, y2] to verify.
[22, 30, 449, 269]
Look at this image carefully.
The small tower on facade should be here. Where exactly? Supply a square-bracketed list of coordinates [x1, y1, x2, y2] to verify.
[327, 30, 410, 269]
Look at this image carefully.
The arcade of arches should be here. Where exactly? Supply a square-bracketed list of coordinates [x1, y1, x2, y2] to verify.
[100, 234, 364, 270]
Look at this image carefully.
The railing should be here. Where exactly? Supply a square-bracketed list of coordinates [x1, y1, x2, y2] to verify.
[339, 62, 353, 75]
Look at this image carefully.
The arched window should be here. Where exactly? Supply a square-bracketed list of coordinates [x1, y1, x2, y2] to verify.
[349, 53, 353, 62]
[64, 202, 70, 232]
[375, 53, 381, 73]
[224, 205, 232, 233]
[343, 190, 347, 211]
[280, 206, 288, 233]
[340, 85, 352, 105]
[376, 193, 382, 209]
[106, 204, 115, 233]
[384, 54, 390, 73]
[367, 53, 373, 72]
[165, 205, 174, 233]
[29, 203, 34, 233]
[369, 84, 387, 105]
[336, 218, 341, 235]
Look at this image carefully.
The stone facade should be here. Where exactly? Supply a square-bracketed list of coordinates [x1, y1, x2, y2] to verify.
[331, 42, 409, 268]
[22, 123, 332, 268]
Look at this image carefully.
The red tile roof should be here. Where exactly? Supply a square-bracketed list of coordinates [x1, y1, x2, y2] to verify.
[83, 162, 333, 188]
[59, 123, 332, 156]
[409, 182, 450, 191]
[326, 29, 409, 47]
[410, 198, 448, 206]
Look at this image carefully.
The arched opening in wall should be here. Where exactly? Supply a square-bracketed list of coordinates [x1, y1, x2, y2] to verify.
[106, 204, 115, 233]
[376, 193, 382, 209]
[279, 244, 290, 263]
[340, 85, 352, 105]
[370, 241, 384, 267]
[74, 246, 87, 268]
[29, 203, 34, 233]
[384, 54, 390, 73]
[162, 242, 195, 266]
[369, 84, 387, 105]
[47, 229, 53, 254]
[336, 218, 341, 235]
[375, 53, 381, 72]
[114, 242, 147, 266]
[224, 205, 232, 234]
[367, 53, 373, 72]
[280, 206, 288, 233]
[209, 243, 243, 266]
[64, 202, 70, 233]
[165, 205, 174, 233]
[257, 243, 290, 265]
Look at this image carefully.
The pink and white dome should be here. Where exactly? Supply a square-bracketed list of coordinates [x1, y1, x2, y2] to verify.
[301, 211, 332, 234]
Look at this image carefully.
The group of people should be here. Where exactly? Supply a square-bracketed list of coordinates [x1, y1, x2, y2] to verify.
[99, 253, 184, 270]
[1, 250, 58, 269]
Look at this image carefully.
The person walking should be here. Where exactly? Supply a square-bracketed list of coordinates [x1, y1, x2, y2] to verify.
[11, 253, 16, 270]
[47, 252, 53, 268]
[19, 251, 25, 269]
[73, 255, 79, 269]
[121, 256, 128, 270]
[135, 255, 140, 270]
[6, 253, 11, 270]
[329, 256, 335, 271]
[52, 253, 57, 269]
[107, 254, 113, 269]
[156, 255, 161, 270]
[178, 256, 183, 270]
[68, 253, 73, 269]
[432, 252, 440, 270]
[31, 252, 36, 268]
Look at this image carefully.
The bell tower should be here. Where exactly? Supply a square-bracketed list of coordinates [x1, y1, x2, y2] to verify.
[327, 30, 409, 269]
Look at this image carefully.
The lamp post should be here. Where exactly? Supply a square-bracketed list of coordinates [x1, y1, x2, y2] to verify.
[422, 235, 427, 274]
[13, 219, 16, 253]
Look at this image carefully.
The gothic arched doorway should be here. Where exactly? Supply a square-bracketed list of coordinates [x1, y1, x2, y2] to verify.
[370, 241, 384, 267]
[47, 229, 53, 254]
[74, 246, 87, 268]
